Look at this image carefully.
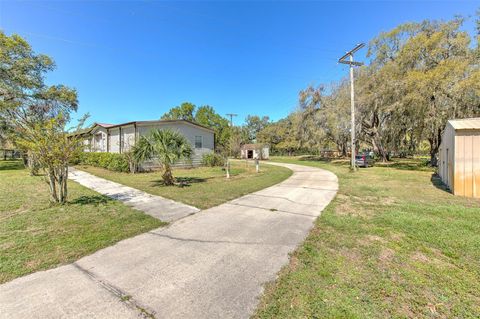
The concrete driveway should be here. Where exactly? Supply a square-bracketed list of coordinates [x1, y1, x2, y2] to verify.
[0, 162, 338, 319]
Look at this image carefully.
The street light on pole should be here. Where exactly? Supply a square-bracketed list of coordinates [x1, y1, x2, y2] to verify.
[338, 43, 365, 171]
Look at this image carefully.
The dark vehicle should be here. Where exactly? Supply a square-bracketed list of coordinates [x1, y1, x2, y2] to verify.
[355, 154, 375, 167]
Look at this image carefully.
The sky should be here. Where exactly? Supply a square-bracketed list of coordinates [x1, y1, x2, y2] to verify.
[1, 1, 478, 126]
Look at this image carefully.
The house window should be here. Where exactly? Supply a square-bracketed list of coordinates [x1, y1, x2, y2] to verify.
[195, 136, 203, 149]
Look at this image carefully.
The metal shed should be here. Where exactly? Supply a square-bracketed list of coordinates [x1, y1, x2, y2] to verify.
[438, 118, 480, 198]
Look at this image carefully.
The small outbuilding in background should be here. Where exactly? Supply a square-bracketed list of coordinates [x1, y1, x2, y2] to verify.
[438, 117, 480, 198]
[240, 144, 269, 160]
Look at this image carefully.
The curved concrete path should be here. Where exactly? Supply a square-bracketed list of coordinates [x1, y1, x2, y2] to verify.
[0, 162, 338, 319]
[69, 168, 200, 222]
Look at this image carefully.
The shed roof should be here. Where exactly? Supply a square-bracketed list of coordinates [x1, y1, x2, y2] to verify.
[241, 143, 268, 150]
[448, 117, 480, 130]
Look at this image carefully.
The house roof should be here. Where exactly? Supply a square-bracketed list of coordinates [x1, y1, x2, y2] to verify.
[86, 119, 214, 133]
[448, 117, 480, 130]
[96, 123, 114, 128]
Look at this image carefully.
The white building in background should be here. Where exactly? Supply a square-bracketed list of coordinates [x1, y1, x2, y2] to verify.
[240, 144, 269, 160]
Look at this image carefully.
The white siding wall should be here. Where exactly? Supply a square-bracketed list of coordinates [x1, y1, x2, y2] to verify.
[262, 146, 270, 159]
[137, 122, 214, 156]
[439, 123, 455, 190]
[439, 123, 480, 198]
[121, 125, 136, 151]
[454, 129, 480, 198]
[92, 127, 107, 152]
[109, 128, 120, 153]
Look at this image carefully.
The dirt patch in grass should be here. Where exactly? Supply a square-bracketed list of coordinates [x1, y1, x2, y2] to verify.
[378, 247, 395, 264]
[411, 251, 430, 263]
[339, 247, 362, 262]
[358, 235, 387, 246]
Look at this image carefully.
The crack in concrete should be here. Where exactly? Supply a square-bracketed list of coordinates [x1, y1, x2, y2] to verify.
[226, 202, 316, 218]
[246, 193, 326, 206]
[72, 263, 157, 319]
[147, 232, 294, 247]
[275, 185, 339, 191]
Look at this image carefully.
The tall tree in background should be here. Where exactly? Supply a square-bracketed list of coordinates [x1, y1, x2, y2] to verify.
[257, 113, 301, 155]
[262, 14, 480, 165]
[369, 17, 478, 165]
[161, 102, 195, 121]
[245, 115, 270, 142]
[194, 105, 230, 153]
[161, 102, 231, 153]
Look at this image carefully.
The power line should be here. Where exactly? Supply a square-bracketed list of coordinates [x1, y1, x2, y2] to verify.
[338, 43, 365, 171]
[226, 113, 238, 127]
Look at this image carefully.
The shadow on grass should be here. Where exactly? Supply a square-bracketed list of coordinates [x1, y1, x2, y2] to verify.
[296, 155, 434, 172]
[298, 155, 333, 163]
[298, 156, 350, 166]
[376, 160, 432, 172]
[430, 173, 451, 194]
[0, 160, 25, 171]
[151, 177, 208, 188]
[70, 195, 112, 205]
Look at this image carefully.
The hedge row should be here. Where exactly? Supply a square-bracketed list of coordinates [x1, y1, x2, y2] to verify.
[201, 153, 225, 167]
[72, 152, 130, 173]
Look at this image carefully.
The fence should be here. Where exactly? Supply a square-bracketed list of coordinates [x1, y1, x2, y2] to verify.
[1, 149, 22, 160]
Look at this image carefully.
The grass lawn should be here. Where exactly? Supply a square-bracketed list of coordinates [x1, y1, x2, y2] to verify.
[255, 156, 480, 318]
[77, 160, 292, 209]
[0, 160, 164, 284]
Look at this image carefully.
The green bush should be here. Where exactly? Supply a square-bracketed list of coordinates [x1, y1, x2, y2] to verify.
[76, 152, 130, 172]
[202, 153, 225, 167]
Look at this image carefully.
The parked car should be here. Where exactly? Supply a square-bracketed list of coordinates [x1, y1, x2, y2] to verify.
[355, 154, 375, 167]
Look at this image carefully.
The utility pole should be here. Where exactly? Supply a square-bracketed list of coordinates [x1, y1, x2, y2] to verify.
[338, 43, 365, 171]
[226, 113, 238, 127]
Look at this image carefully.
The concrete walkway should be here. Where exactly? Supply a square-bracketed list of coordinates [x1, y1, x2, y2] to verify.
[0, 162, 338, 319]
[69, 168, 199, 222]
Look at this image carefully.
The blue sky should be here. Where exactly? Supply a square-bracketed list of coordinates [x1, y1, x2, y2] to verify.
[1, 1, 478, 126]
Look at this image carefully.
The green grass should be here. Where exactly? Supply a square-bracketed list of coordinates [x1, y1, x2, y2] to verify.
[77, 160, 292, 209]
[255, 156, 480, 319]
[0, 160, 164, 284]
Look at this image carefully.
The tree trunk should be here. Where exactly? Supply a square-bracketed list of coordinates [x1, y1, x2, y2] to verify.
[372, 136, 388, 162]
[162, 165, 174, 186]
[47, 169, 58, 203]
[28, 152, 39, 176]
[430, 151, 438, 167]
[428, 128, 442, 167]
[58, 166, 68, 204]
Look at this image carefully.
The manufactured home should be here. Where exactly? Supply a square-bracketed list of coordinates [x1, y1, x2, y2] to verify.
[438, 118, 480, 198]
[78, 119, 215, 167]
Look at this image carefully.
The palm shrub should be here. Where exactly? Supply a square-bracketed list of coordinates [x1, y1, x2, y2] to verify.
[133, 129, 192, 185]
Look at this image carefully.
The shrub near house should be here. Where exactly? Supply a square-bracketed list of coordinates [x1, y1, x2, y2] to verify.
[202, 153, 225, 167]
[74, 152, 130, 172]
